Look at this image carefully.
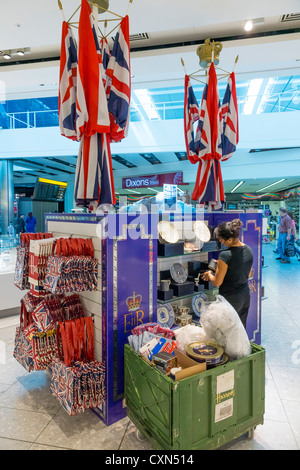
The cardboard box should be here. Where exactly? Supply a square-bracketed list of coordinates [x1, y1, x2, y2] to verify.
[173, 349, 206, 380]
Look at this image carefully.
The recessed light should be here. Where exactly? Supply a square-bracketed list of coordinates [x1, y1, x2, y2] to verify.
[244, 20, 253, 32]
[16, 50, 25, 56]
[3, 53, 11, 60]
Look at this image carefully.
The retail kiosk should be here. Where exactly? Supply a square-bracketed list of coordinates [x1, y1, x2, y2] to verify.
[45, 209, 262, 426]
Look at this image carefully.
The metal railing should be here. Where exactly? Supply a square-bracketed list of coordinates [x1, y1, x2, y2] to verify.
[1, 92, 300, 130]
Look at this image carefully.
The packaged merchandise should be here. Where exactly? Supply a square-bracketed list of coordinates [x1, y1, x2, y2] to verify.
[199, 295, 251, 360]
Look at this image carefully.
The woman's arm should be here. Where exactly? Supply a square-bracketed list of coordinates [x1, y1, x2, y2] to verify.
[201, 259, 228, 288]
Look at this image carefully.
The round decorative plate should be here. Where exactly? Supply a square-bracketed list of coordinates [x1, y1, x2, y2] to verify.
[170, 263, 188, 284]
[157, 221, 179, 244]
[192, 293, 208, 317]
[157, 304, 175, 329]
[193, 221, 211, 242]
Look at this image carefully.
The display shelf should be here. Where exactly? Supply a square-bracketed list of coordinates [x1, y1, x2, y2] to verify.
[157, 288, 217, 304]
[157, 291, 196, 304]
[158, 248, 220, 259]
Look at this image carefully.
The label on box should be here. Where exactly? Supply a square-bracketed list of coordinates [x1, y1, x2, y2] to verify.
[215, 371, 235, 423]
[217, 370, 234, 395]
[215, 398, 233, 423]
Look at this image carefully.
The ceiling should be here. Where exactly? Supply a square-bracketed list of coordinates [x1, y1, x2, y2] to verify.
[1, 0, 300, 198]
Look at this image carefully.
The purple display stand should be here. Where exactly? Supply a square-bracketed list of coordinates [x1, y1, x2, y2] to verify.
[98, 213, 158, 425]
[45, 210, 261, 426]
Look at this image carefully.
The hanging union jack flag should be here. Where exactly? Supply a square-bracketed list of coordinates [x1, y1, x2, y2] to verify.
[74, 132, 116, 205]
[184, 62, 238, 209]
[75, 0, 110, 140]
[221, 71, 239, 161]
[58, 21, 78, 141]
[59, 0, 131, 207]
[184, 74, 201, 164]
[106, 15, 131, 143]
[100, 37, 111, 88]
[74, 0, 117, 206]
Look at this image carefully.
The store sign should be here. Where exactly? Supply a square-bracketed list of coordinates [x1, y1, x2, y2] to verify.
[122, 171, 186, 189]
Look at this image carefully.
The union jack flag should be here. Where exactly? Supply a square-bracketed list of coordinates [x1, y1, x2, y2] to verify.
[76, 0, 110, 139]
[74, 133, 116, 205]
[183, 74, 201, 164]
[106, 15, 131, 142]
[100, 37, 111, 89]
[59, 21, 78, 141]
[190, 63, 225, 208]
[221, 71, 239, 161]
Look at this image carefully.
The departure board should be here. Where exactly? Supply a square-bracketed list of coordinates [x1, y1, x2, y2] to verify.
[32, 178, 67, 201]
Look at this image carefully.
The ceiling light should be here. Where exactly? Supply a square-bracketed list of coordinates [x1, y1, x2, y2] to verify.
[231, 181, 244, 193]
[3, 52, 11, 60]
[256, 179, 286, 193]
[16, 50, 25, 56]
[244, 20, 253, 31]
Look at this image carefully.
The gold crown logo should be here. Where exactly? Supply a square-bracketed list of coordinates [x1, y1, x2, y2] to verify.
[196, 38, 223, 69]
[126, 292, 142, 311]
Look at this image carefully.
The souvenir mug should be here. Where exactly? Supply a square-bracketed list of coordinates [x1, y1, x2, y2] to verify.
[160, 279, 171, 291]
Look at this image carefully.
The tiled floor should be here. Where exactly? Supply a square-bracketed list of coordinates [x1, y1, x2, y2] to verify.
[0, 241, 299, 450]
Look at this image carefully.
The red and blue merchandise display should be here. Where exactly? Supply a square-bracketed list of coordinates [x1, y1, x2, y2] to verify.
[44, 210, 262, 426]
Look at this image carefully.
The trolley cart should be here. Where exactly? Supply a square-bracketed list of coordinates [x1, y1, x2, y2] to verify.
[124, 343, 265, 450]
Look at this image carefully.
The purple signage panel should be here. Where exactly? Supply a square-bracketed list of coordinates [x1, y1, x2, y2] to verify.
[103, 213, 157, 425]
[122, 171, 187, 189]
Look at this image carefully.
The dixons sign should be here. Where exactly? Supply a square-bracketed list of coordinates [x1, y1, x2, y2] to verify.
[122, 172, 185, 189]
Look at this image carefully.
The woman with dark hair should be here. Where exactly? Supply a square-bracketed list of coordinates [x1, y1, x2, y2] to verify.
[202, 219, 253, 329]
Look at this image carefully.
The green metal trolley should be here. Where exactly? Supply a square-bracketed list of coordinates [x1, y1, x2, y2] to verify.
[124, 343, 265, 450]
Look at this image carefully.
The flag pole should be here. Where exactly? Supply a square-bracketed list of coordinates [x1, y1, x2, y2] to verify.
[57, 0, 66, 21]
[125, 0, 134, 16]
[92, 2, 99, 24]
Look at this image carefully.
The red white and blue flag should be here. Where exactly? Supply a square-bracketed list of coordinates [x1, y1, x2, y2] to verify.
[59, 21, 78, 141]
[188, 63, 225, 208]
[74, 133, 116, 205]
[183, 74, 201, 164]
[75, 0, 110, 139]
[61, 0, 130, 207]
[100, 37, 111, 89]
[105, 15, 131, 143]
[221, 71, 239, 161]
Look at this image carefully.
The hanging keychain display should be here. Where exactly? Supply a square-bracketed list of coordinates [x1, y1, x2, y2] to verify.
[44, 237, 98, 294]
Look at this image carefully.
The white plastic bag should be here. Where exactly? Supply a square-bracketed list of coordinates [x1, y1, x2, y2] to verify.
[199, 295, 251, 360]
[174, 324, 209, 352]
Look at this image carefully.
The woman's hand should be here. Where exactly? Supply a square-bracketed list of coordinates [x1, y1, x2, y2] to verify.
[201, 271, 210, 281]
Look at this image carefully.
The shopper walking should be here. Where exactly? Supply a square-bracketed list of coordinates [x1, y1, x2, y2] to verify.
[25, 212, 37, 233]
[287, 210, 300, 260]
[201, 219, 253, 329]
[15, 214, 25, 235]
[276, 207, 292, 264]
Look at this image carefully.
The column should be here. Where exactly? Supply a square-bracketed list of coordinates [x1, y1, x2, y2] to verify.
[0, 160, 14, 235]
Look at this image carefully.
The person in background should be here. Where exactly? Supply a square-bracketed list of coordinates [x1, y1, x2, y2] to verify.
[7, 221, 15, 237]
[15, 214, 25, 235]
[25, 212, 36, 233]
[287, 210, 300, 261]
[275, 207, 292, 264]
[201, 219, 253, 329]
